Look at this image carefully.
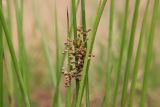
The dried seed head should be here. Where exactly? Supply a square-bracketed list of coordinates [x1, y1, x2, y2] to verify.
[62, 26, 91, 87]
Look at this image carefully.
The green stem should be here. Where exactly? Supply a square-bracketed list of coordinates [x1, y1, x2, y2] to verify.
[111, 0, 130, 106]
[72, 0, 79, 104]
[14, 0, 29, 94]
[53, 2, 61, 107]
[103, 0, 114, 106]
[81, 0, 90, 106]
[0, 0, 3, 107]
[139, 0, 159, 106]
[120, 0, 140, 106]
[128, 0, 150, 107]
[75, 0, 108, 107]
[0, 6, 30, 107]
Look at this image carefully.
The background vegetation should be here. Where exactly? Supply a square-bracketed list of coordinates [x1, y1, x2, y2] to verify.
[0, 0, 160, 107]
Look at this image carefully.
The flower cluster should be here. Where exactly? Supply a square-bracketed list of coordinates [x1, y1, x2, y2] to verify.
[62, 27, 92, 87]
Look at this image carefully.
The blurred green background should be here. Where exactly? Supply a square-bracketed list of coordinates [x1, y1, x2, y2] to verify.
[2, 0, 160, 107]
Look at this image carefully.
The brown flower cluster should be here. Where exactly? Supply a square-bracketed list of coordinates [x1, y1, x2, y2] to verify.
[62, 27, 91, 87]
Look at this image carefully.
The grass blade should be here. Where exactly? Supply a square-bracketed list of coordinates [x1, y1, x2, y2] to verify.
[75, 0, 108, 107]
[120, 0, 140, 106]
[81, 0, 90, 107]
[111, 0, 130, 106]
[53, 2, 61, 107]
[0, 6, 30, 107]
[71, 0, 79, 101]
[128, 0, 150, 107]
[139, 0, 159, 106]
[14, 0, 29, 95]
[5, 1, 15, 106]
[103, 0, 115, 106]
[65, 8, 72, 107]
[0, 1, 3, 107]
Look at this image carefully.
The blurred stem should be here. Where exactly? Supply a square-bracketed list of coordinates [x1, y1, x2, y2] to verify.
[103, 0, 114, 106]
[0, 6, 30, 107]
[0, 0, 3, 107]
[53, 2, 61, 107]
[139, 0, 159, 107]
[120, 0, 140, 106]
[128, 0, 150, 107]
[111, 0, 130, 106]
[6, 0, 15, 106]
[14, 0, 29, 94]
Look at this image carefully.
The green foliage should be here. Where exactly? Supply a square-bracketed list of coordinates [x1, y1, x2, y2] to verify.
[1, 0, 160, 107]
[0, 5, 30, 107]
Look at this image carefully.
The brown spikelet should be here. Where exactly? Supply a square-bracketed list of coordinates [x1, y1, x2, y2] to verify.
[62, 26, 91, 87]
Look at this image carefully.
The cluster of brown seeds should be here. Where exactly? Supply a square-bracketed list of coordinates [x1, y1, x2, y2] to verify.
[62, 27, 93, 87]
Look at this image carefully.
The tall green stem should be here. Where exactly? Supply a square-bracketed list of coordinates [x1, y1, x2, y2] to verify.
[81, 0, 90, 107]
[120, 0, 140, 106]
[103, 0, 114, 106]
[139, 0, 159, 106]
[14, 0, 29, 93]
[75, 0, 108, 107]
[111, 0, 130, 106]
[0, 0, 3, 107]
[128, 0, 150, 107]
[0, 6, 30, 107]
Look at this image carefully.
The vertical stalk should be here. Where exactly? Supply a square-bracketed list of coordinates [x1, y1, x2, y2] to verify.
[120, 0, 140, 106]
[66, 9, 72, 107]
[0, 6, 30, 107]
[128, 0, 150, 107]
[72, 0, 79, 103]
[0, 0, 3, 107]
[81, 0, 90, 107]
[139, 0, 159, 106]
[14, 0, 29, 93]
[75, 0, 108, 107]
[103, 0, 114, 106]
[111, 0, 130, 106]
[53, 2, 61, 107]
[6, 0, 15, 106]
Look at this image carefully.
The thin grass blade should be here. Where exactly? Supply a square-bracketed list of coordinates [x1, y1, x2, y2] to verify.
[53, 2, 61, 107]
[111, 0, 130, 106]
[103, 0, 115, 106]
[0, 0, 3, 107]
[14, 0, 29, 95]
[0, 6, 30, 107]
[81, 0, 90, 107]
[120, 0, 140, 106]
[139, 0, 159, 106]
[65, 8, 72, 107]
[128, 0, 150, 107]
